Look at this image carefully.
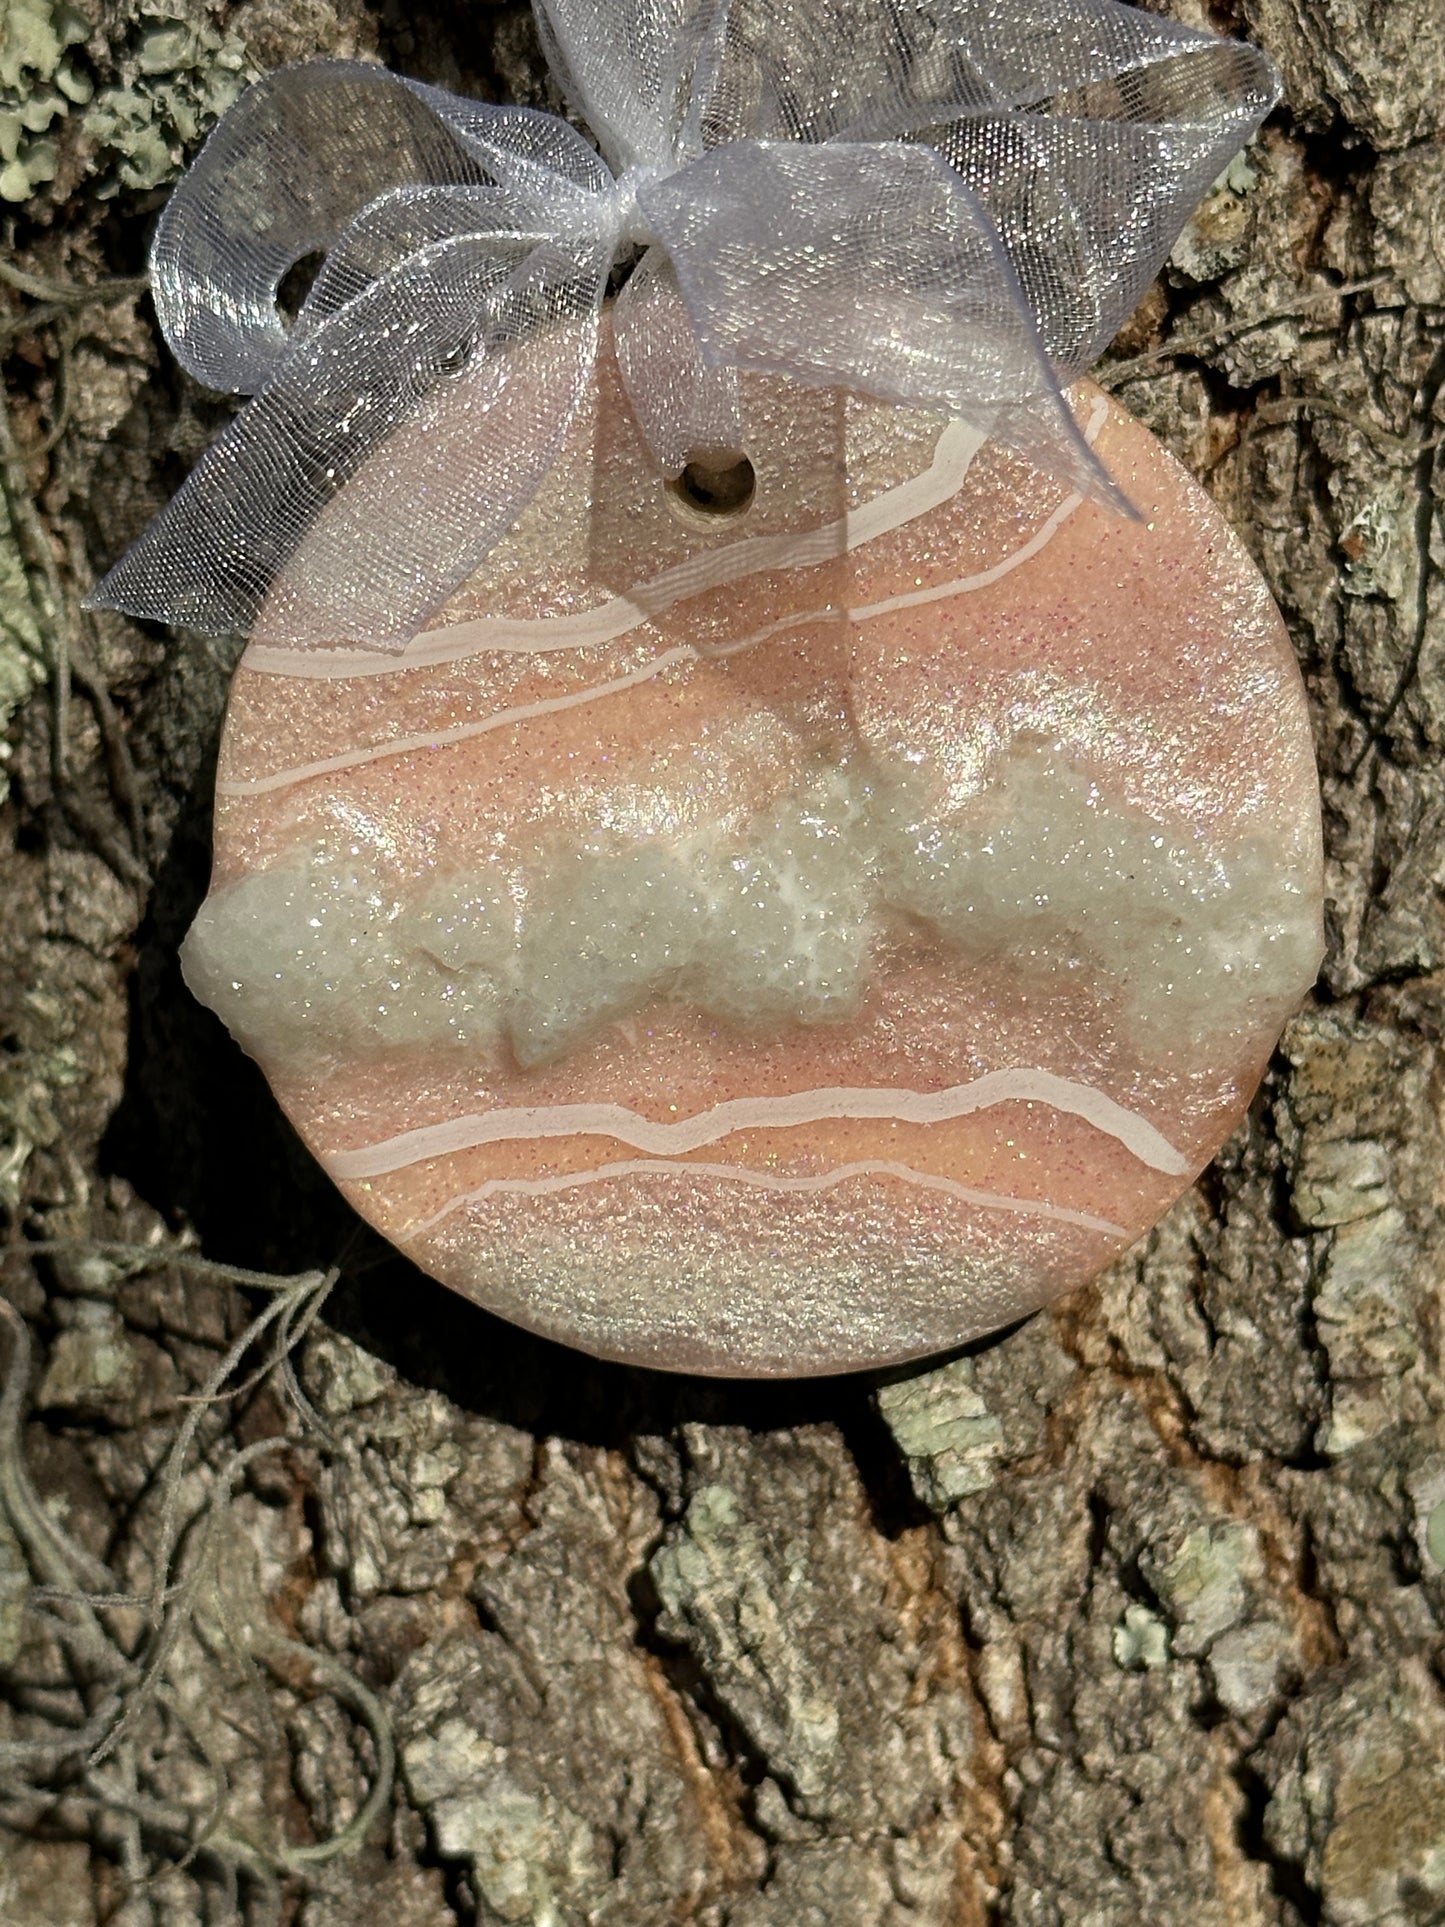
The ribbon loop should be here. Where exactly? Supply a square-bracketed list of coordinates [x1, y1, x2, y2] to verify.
[148, 62, 491, 394]
[91, 0, 1280, 650]
[613, 245, 743, 475]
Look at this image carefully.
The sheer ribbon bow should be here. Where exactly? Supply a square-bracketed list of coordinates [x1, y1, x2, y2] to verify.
[90, 0, 1279, 649]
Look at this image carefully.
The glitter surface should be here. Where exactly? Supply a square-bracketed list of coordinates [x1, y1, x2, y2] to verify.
[191, 325, 1325, 1375]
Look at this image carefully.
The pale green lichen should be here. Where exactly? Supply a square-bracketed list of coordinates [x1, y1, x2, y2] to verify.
[649, 1482, 843, 1810]
[0, 0, 89, 201]
[1113, 1602, 1170, 1673]
[401, 1718, 603, 1920]
[1313, 1205, 1421, 1454]
[1169, 152, 1266, 285]
[1404, 1459, 1445, 1573]
[82, 12, 253, 196]
[1208, 1618, 1290, 1717]
[0, 485, 46, 807]
[35, 1308, 145, 1414]
[875, 1357, 1005, 1509]
[1141, 1520, 1263, 1658]
[0, 0, 253, 204]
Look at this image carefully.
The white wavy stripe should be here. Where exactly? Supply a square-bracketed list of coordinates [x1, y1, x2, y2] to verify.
[216, 400, 1111, 797]
[324, 1067, 1190, 1181]
[242, 416, 986, 679]
[215, 645, 701, 797]
[850, 472, 1093, 622]
[405, 1156, 1130, 1238]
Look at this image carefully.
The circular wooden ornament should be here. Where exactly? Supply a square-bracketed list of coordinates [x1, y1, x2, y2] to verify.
[185, 323, 1324, 1376]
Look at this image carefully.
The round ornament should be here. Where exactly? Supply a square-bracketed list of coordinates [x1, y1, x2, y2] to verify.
[179, 328, 1324, 1374]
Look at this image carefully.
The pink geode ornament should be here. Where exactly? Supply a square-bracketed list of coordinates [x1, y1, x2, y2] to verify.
[88, 3, 1324, 1373]
[179, 343, 1324, 1374]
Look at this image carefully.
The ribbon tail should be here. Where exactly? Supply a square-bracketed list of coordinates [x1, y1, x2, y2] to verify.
[532, 0, 701, 170]
[643, 140, 1131, 511]
[613, 245, 743, 474]
[89, 237, 611, 650]
[818, 0, 1278, 379]
[920, 99, 1275, 380]
[710, 0, 1277, 149]
[682, 1, 1276, 394]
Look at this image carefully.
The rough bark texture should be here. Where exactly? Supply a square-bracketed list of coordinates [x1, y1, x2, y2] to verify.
[1, 3, 1443, 1924]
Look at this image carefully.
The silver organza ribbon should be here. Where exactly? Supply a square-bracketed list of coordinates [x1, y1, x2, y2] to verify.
[89, 0, 1278, 649]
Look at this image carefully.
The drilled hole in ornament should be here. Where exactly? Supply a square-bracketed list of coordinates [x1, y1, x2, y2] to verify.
[668, 450, 756, 522]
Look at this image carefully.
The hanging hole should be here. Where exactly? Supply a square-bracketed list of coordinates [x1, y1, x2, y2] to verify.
[668, 449, 756, 522]
[277, 249, 327, 328]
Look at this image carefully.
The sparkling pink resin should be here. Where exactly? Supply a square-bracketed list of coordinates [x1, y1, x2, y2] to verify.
[183, 336, 1324, 1375]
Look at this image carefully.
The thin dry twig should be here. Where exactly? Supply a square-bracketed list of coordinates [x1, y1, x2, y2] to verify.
[1098, 275, 1400, 390]
[0, 257, 147, 307]
[0, 323, 76, 457]
[0, 300, 69, 342]
[1245, 393, 1445, 456]
[0, 1296, 120, 1608]
[0, 1244, 387, 1921]
[148, 1273, 334, 1627]
[0, 264, 153, 865]
[253, 1631, 396, 1873]
[67, 624, 149, 870]
[0, 380, 70, 780]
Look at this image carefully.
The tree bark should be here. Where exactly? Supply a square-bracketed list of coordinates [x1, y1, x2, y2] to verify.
[1, 3, 1443, 1923]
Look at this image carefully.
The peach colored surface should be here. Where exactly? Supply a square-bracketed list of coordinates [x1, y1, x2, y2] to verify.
[190, 345, 1324, 1376]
